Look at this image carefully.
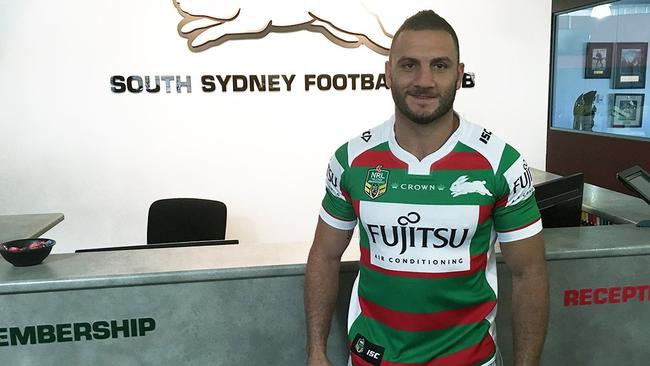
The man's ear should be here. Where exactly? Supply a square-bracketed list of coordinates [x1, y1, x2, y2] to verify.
[385, 60, 392, 88]
[456, 62, 465, 90]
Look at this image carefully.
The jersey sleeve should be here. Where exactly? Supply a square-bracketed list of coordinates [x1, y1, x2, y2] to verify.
[319, 144, 357, 230]
[492, 144, 542, 243]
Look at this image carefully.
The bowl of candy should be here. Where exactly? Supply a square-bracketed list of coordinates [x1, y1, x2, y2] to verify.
[0, 238, 56, 266]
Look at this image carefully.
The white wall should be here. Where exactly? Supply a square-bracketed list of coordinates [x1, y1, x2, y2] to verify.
[0, 0, 551, 253]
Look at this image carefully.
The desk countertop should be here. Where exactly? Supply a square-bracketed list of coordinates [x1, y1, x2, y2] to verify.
[1, 222, 649, 295]
[530, 168, 650, 224]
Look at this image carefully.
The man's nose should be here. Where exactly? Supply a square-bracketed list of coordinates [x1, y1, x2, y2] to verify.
[414, 67, 437, 87]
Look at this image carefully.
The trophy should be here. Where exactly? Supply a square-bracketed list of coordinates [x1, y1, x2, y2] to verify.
[572, 90, 597, 131]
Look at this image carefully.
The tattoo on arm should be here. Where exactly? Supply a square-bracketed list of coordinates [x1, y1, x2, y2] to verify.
[346, 230, 354, 241]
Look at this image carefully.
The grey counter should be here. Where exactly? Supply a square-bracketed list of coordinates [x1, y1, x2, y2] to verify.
[581, 184, 650, 224]
[0, 242, 358, 365]
[1, 227, 650, 365]
[1, 224, 648, 295]
[0, 241, 350, 295]
[531, 168, 650, 224]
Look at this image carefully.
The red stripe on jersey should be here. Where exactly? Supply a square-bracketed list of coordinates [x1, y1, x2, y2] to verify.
[498, 217, 541, 233]
[478, 205, 492, 225]
[377, 334, 495, 366]
[352, 200, 360, 218]
[351, 150, 408, 170]
[342, 188, 352, 202]
[351, 353, 376, 366]
[494, 195, 508, 208]
[359, 247, 487, 279]
[360, 296, 497, 332]
[430, 152, 491, 171]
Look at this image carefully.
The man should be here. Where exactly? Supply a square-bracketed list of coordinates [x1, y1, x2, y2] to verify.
[305, 10, 549, 366]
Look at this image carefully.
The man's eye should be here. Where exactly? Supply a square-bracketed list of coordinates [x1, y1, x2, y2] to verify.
[433, 63, 448, 69]
[402, 63, 416, 69]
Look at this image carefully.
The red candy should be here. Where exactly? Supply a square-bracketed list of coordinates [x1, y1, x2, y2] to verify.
[2, 239, 51, 254]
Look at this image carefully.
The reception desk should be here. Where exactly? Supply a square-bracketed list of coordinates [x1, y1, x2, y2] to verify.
[1, 178, 649, 365]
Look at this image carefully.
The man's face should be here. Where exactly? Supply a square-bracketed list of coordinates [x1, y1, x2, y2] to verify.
[385, 30, 464, 125]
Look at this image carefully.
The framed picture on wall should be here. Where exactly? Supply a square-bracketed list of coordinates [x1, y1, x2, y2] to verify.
[612, 42, 648, 89]
[612, 94, 644, 127]
[585, 42, 613, 78]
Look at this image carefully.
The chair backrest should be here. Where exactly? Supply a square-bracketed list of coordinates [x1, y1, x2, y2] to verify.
[147, 198, 227, 244]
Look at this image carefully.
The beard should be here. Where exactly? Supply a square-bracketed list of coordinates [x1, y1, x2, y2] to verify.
[391, 82, 457, 125]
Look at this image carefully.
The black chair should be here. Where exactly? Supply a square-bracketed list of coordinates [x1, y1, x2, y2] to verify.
[147, 198, 227, 244]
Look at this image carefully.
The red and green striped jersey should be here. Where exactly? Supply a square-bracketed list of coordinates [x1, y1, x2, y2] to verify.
[319, 115, 542, 366]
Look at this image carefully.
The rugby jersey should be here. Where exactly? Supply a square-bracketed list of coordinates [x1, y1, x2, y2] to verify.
[319, 115, 542, 366]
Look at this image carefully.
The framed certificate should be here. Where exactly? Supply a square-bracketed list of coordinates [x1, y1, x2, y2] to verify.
[612, 94, 644, 127]
[613, 42, 648, 89]
[585, 42, 613, 79]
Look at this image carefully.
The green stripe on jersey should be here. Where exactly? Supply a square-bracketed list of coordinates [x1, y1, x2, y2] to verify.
[322, 189, 356, 221]
[451, 142, 478, 153]
[358, 267, 496, 313]
[349, 316, 492, 363]
[346, 168, 496, 206]
[469, 221, 492, 256]
[334, 143, 350, 170]
[493, 194, 541, 232]
[496, 144, 520, 177]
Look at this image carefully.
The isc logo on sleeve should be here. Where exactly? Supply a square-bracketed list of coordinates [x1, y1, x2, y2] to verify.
[351, 334, 384, 365]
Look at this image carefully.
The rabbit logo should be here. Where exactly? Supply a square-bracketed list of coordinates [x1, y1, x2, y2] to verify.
[450, 176, 492, 198]
[173, 0, 393, 54]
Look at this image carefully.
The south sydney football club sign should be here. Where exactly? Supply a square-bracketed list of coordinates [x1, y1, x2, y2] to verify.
[365, 165, 389, 199]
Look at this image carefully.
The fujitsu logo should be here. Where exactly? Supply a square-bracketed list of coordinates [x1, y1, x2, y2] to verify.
[173, 0, 392, 54]
[513, 161, 533, 194]
[365, 212, 470, 255]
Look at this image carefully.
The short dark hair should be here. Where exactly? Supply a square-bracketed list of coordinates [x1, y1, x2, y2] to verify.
[391, 10, 460, 61]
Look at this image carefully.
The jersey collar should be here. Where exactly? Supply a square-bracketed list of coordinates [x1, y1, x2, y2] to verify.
[386, 114, 466, 175]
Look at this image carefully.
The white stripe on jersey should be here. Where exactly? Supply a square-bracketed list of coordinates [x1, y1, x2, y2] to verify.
[497, 218, 542, 243]
[326, 154, 346, 201]
[346, 118, 391, 167]
[458, 118, 506, 175]
[389, 117, 464, 175]
[319, 207, 357, 230]
[347, 273, 361, 333]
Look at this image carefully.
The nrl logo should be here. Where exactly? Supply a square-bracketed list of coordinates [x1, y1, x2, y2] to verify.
[365, 165, 389, 199]
[450, 176, 493, 198]
[172, 0, 393, 55]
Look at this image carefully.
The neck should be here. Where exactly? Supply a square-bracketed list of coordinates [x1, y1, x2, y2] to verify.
[394, 110, 459, 161]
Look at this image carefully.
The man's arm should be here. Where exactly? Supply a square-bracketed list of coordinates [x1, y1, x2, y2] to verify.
[499, 232, 549, 366]
[304, 218, 354, 365]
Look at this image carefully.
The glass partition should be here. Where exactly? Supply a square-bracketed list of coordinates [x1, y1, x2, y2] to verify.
[551, 1, 650, 140]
